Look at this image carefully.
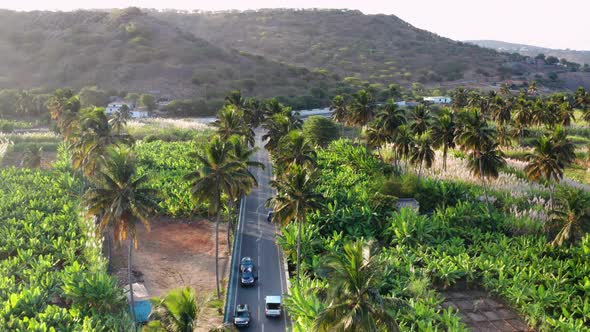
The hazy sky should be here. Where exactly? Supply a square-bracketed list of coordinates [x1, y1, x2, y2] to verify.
[2, 0, 589, 50]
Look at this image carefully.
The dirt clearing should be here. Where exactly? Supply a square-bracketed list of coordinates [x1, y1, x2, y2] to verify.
[111, 216, 231, 330]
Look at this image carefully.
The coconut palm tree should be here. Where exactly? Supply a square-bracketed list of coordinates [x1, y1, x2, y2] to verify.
[527, 81, 538, 96]
[262, 109, 302, 153]
[109, 105, 131, 135]
[455, 108, 496, 202]
[451, 87, 469, 112]
[430, 110, 455, 171]
[83, 145, 156, 325]
[212, 105, 254, 146]
[410, 131, 435, 177]
[276, 130, 317, 170]
[47, 88, 81, 141]
[313, 239, 405, 332]
[267, 164, 323, 282]
[525, 136, 563, 181]
[393, 124, 414, 169]
[408, 104, 432, 135]
[467, 141, 506, 196]
[22, 144, 42, 168]
[547, 187, 590, 247]
[71, 107, 131, 177]
[330, 95, 348, 126]
[513, 96, 533, 143]
[365, 120, 390, 158]
[186, 136, 256, 299]
[495, 124, 516, 148]
[144, 287, 206, 332]
[349, 89, 376, 128]
[551, 126, 576, 165]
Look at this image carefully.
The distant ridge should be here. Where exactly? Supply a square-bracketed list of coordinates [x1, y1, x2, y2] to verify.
[466, 40, 590, 65]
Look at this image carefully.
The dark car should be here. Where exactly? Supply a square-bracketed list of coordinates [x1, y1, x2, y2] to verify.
[240, 257, 254, 272]
[233, 304, 251, 327]
[240, 267, 257, 287]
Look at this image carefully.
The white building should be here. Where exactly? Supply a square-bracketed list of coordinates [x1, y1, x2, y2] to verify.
[105, 102, 149, 118]
[105, 102, 134, 114]
[423, 96, 452, 104]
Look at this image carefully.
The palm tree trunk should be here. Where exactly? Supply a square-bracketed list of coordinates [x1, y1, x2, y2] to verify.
[296, 216, 302, 284]
[443, 145, 448, 171]
[128, 237, 137, 328]
[479, 157, 491, 213]
[105, 228, 113, 273]
[215, 211, 221, 299]
[227, 200, 233, 256]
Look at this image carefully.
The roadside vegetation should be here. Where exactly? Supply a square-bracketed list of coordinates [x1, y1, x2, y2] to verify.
[264, 85, 590, 331]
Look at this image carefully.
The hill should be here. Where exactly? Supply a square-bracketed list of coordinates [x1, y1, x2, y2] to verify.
[154, 9, 509, 85]
[466, 40, 590, 67]
[0, 8, 335, 106]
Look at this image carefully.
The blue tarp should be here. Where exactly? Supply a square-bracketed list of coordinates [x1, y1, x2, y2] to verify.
[131, 300, 152, 323]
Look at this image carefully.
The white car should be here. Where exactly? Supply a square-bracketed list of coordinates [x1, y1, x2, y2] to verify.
[264, 295, 282, 317]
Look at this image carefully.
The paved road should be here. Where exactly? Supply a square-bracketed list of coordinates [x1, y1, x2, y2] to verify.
[224, 131, 290, 332]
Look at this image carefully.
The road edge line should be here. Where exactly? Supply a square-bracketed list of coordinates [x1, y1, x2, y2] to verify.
[223, 196, 245, 323]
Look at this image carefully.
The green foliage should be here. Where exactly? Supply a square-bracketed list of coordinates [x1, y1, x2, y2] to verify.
[135, 140, 206, 217]
[0, 168, 129, 330]
[302, 116, 339, 147]
[386, 208, 444, 246]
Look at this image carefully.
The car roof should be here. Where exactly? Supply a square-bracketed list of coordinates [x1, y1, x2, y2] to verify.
[236, 304, 249, 311]
[241, 257, 253, 262]
[265, 295, 281, 303]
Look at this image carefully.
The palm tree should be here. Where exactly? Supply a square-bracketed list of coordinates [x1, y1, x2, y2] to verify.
[490, 95, 512, 126]
[430, 109, 455, 171]
[467, 141, 506, 196]
[376, 99, 406, 137]
[455, 109, 497, 203]
[71, 107, 131, 177]
[144, 287, 205, 332]
[450, 87, 469, 112]
[186, 136, 256, 299]
[212, 105, 254, 146]
[495, 124, 516, 148]
[330, 95, 348, 126]
[408, 104, 432, 135]
[410, 131, 435, 177]
[365, 120, 390, 158]
[551, 126, 576, 165]
[393, 124, 414, 169]
[574, 87, 590, 122]
[513, 96, 533, 143]
[313, 239, 404, 332]
[276, 130, 317, 170]
[525, 136, 563, 182]
[109, 105, 131, 135]
[267, 165, 323, 282]
[83, 145, 156, 325]
[349, 89, 376, 128]
[262, 109, 302, 153]
[22, 144, 42, 168]
[16, 90, 33, 119]
[47, 89, 81, 141]
[547, 187, 590, 247]
[525, 130, 574, 204]
[527, 80, 538, 96]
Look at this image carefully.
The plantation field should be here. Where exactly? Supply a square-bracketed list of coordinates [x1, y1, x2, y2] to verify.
[284, 140, 590, 331]
[0, 168, 130, 331]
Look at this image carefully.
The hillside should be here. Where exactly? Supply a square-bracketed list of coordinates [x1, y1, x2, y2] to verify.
[0, 8, 334, 103]
[466, 40, 590, 67]
[154, 9, 509, 85]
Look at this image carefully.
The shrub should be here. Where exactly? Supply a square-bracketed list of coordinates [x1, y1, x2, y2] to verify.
[302, 116, 339, 147]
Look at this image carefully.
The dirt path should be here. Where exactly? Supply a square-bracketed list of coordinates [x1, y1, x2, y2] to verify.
[441, 290, 533, 332]
[111, 217, 231, 330]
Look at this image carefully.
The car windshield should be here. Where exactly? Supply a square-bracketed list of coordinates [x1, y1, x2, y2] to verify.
[266, 303, 281, 310]
[236, 310, 249, 318]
